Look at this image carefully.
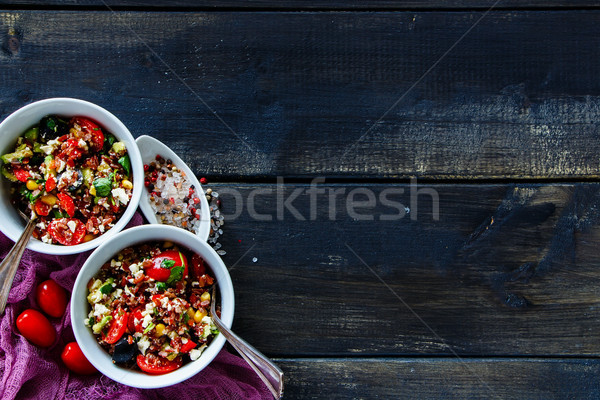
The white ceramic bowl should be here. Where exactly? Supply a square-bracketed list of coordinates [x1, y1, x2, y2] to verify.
[135, 135, 211, 241]
[0, 98, 143, 254]
[71, 224, 234, 388]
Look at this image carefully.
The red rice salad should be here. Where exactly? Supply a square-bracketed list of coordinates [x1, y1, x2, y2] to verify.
[0, 115, 133, 245]
[85, 241, 218, 374]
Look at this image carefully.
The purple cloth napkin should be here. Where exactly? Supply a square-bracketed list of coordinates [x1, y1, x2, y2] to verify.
[0, 213, 272, 400]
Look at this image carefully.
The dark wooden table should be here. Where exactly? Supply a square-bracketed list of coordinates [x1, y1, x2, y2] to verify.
[2, 1, 600, 398]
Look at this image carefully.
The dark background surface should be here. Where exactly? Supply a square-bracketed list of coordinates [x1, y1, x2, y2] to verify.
[1, 1, 600, 398]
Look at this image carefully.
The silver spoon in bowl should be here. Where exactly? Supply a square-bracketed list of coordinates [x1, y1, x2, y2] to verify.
[210, 285, 284, 399]
[0, 211, 36, 314]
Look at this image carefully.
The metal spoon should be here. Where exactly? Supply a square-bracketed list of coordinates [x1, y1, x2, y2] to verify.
[0, 212, 36, 314]
[210, 285, 284, 399]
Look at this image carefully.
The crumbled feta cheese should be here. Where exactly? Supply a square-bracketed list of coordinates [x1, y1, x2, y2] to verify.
[67, 220, 77, 233]
[141, 313, 153, 328]
[137, 335, 150, 355]
[41, 233, 52, 243]
[134, 270, 144, 280]
[98, 224, 105, 233]
[110, 259, 122, 267]
[189, 345, 207, 361]
[77, 139, 88, 150]
[93, 303, 110, 317]
[129, 263, 140, 274]
[111, 188, 129, 206]
[40, 139, 61, 155]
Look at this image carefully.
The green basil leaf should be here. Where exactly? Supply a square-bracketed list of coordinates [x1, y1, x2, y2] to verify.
[118, 155, 131, 176]
[156, 282, 167, 292]
[161, 259, 175, 269]
[166, 266, 184, 286]
[93, 177, 112, 197]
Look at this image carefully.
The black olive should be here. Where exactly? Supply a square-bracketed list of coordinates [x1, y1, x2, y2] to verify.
[39, 115, 69, 141]
[112, 336, 137, 365]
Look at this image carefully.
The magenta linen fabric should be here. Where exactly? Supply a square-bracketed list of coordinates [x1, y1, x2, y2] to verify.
[0, 213, 271, 400]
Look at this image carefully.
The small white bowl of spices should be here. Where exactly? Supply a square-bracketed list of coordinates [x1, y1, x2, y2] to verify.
[135, 135, 211, 241]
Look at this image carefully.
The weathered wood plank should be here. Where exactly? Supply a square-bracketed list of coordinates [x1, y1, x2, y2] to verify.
[0, 1, 598, 10]
[276, 358, 600, 399]
[0, 11, 599, 179]
[208, 183, 600, 356]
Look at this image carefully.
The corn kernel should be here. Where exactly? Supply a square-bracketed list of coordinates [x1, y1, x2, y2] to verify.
[40, 194, 57, 206]
[26, 180, 39, 191]
[194, 309, 207, 323]
[155, 323, 166, 337]
[187, 307, 195, 319]
[89, 185, 96, 196]
[122, 179, 133, 190]
[83, 234, 95, 243]
[200, 292, 211, 302]
[163, 241, 174, 248]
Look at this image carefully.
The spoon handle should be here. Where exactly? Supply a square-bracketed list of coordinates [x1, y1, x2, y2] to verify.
[0, 218, 36, 314]
[211, 313, 284, 399]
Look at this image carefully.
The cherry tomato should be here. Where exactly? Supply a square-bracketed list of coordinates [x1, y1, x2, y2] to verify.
[127, 306, 144, 333]
[57, 193, 75, 217]
[45, 174, 56, 192]
[47, 218, 86, 246]
[190, 253, 206, 279]
[179, 339, 197, 354]
[13, 166, 30, 182]
[71, 117, 104, 151]
[61, 341, 97, 375]
[16, 309, 56, 347]
[103, 309, 128, 344]
[136, 354, 182, 375]
[36, 279, 68, 318]
[145, 250, 188, 282]
[34, 199, 51, 217]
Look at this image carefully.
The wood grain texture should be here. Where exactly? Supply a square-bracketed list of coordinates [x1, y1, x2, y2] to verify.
[0, 11, 599, 179]
[276, 358, 600, 399]
[0, 1, 599, 10]
[209, 182, 600, 356]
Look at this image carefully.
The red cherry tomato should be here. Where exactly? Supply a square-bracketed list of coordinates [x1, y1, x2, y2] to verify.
[127, 306, 144, 333]
[136, 354, 182, 375]
[57, 193, 75, 217]
[16, 309, 56, 347]
[47, 218, 86, 245]
[45, 174, 56, 192]
[103, 309, 128, 344]
[179, 339, 197, 354]
[71, 117, 104, 151]
[34, 199, 51, 217]
[36, 279, 68, 318]
[13, 166, 30, 182]
[61, 341, 97, 375]
[146, 250, 188, 282]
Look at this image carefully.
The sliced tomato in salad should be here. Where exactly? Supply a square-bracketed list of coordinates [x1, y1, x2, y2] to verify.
[57, 193, 75, 217]
[179, 340, 197, 354]
[71, 117, 104, 151]
[45, 174, 56, 192]
[127, 306, 144, 333]
[136, 354, 182, 375]
[145, 250, 188, 282]
[13, 166, 30, 182]
[34, 199, 51, 216]
[47, 218, 86, 245]
[103, 309, 128, 344]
